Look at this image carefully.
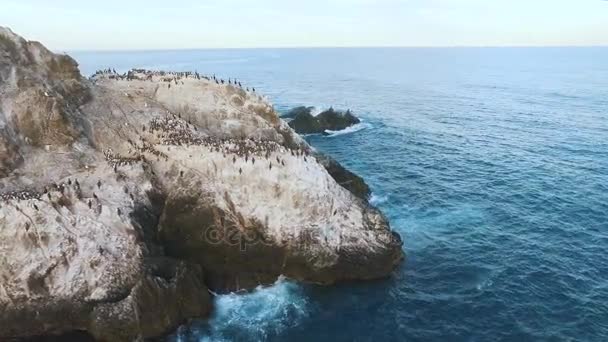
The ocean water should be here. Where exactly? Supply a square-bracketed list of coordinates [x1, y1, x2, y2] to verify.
[72, 48, 608, 341]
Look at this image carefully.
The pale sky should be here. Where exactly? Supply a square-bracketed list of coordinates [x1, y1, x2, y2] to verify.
[1, 0, 607, 50]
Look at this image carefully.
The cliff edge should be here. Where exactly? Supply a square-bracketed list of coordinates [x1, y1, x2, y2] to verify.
[0, 27, 403, 341]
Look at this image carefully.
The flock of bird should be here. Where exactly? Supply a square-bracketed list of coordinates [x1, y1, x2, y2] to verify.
[0, 178, 114, 222]
[92, 68, 258, 93]
[1, 67, 312, 219]
[102, 114, 312, 176]
[0, 190, 40, 202]
[146, 116, 311, 167]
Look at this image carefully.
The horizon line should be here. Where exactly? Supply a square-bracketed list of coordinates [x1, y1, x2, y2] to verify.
[62, 44, 608, 54]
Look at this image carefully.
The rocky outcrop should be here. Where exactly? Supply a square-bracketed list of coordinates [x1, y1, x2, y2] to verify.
[283, 107, 371, 199]
[0, 27, 212, 341]
[0, 27, 403, 341]
[281, 106, 314, 119]
[315, 153, 371, 200]
[286, 107, 361, 134]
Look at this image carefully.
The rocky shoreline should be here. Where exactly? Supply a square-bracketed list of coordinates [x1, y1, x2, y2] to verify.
[0, 27, 403, 341]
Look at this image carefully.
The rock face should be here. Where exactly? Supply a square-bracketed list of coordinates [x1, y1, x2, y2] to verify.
[315, 153, 371, 200]
[0, 27, 403, 341]
[286, 107, 361, 134]
[0, 27, 211, 342]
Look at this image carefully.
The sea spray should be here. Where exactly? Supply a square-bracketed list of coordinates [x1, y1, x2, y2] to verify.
[324, 121, 371, 137]
[170, 277, 309, 341]
[370, 193, 389, 206]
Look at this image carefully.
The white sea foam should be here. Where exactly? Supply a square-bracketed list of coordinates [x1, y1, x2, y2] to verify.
[370, 193, 388, 205]
[324, 122, 370, 137]
[175, 277, 310, 341]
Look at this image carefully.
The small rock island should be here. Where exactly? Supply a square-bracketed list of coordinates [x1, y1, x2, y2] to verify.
[0, 27, 403, 341]
[283, 106, 361, 135]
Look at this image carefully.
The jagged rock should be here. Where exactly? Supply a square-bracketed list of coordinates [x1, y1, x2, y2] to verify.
[280, 106, 314, 119]
[88, 258, 210, 341]
[315, 153, 371, 200]
[287, 107, 361, 134]
[0, 27, 403, 340]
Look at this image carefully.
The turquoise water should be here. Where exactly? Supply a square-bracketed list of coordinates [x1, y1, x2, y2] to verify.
[73, 48, 608, 341]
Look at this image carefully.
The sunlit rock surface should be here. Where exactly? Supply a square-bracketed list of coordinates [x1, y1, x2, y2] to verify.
[0, 27, 402, 341]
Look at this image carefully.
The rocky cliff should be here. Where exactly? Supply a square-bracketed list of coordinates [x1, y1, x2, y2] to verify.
[0, 27, 403, 341]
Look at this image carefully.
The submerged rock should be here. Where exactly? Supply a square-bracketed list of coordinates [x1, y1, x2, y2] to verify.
[287, 107, 361, 134]
[0, 27, 403, 341]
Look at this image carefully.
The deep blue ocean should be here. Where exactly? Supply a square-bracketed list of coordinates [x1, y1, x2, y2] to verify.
[72, 48, 608, 341]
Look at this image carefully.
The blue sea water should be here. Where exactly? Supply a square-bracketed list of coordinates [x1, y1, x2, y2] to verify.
[72, 48, 608, 341]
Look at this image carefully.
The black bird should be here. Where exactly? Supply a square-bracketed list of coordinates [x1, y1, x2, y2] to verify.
[180, 170, 184, 177]
[269, 162, 272, 170]
[88, 200, 92, 209]
[34, 204, 39, 211]
[117, 208, 122, 215]
[252, 157, 255, 164]
[239, 168, 242, 175]
[93, 193, 98, 200]
[97, 180, 102, 189]
[68, 179, 72, 186]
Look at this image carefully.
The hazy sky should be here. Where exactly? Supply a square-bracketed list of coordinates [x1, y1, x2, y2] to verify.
[1, 0, 607, 50]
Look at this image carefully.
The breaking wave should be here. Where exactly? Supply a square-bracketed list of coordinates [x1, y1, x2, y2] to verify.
[370, 193, 389, 205]
[324, 122, 370, 137]
[170, 277, 309, 342]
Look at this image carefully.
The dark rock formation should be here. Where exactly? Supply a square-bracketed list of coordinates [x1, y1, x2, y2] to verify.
[280, 106, 314, 119]
[315, 153, 371, 200]
[287, 107, 361, 134]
